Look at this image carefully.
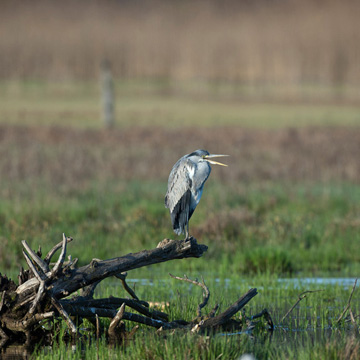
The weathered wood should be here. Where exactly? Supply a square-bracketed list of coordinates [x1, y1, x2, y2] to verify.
[200, 288, 258, 329]
[0, 236, 209, 339]
[115, 272, 140, 300]
[49, 237, 207, 299]
[50, 233, 67, 276]
[44, 237, 73, 264]
[101, 59, 115, 128]
[336, 278, 358, 324]
[62, 303, 170, 329]
[248, 308, 274, 330]
[281, 289, 325, 323]
[108, 303, 125, 338]
[15, 237, 206, 300]
[22, 240, 49, 274]
[0, 234, 264, 346]
[169, 273, 210, 317]
[61, 297, 168, 321]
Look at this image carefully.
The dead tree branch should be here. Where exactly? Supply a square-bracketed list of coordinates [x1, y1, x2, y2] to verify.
[0, 235, 209, 341]
[108, 303, 126, 338]
[248, 308, 274, 330]
[44, 236, 73, 264]
[0, 234, 262, 345]
[281, 289, 324, 323]
[169, 273, 210, 317]
[115, 272, 140, 300]
[49, 237, 207, 299]
[337, 278, 358, 324]
[199, 288, 258, 330]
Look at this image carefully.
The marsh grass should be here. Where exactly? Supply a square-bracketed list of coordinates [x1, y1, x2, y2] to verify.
[2, 179, 360, 277]
[1, 123, 360, 277]
[33, 276, 360, 359]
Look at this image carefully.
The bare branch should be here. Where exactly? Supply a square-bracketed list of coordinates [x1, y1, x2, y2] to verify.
[62, 256, 78, 273]
[62, 302, 171, 329]
[80, 280, 101, 299]
[128, 325, 139, 338]
[250, 308, 274, 330]
[50, 234, 68, 277]
[337, 278, 357, 324]
[21, 240, 49, 274]
[50, 237, 207, 299]
[51, 297, 77, 335]
[62, 297, 168, 321]
[3, 312, 55, 332]
[281, 289, 324, 323]
[96, 314, 100, 341]
[29, 280, 46, 315]
[169, 273, 210, 317]
[22, 250, 47, 282]
[115, 272, 139, 300]
[208, 304, 219, 318]
[0, 291, 5, 313]
[349, 308, 356, 324]
[200, 288, 258, 329]
[108, 303, 125, 337]
[13, 294, 36, 312]
[18, 267, 28, 286]
[44, 236, 73, 264]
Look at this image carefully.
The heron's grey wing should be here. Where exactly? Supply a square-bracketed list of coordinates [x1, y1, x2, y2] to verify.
[165, 158, 194, 213]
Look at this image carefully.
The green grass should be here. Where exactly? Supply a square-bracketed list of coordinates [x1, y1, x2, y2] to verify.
[0, 80, 359, 128]
[2, 180, 360, 278]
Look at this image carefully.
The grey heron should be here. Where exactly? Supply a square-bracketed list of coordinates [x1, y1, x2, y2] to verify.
[165, 149, 228, 239]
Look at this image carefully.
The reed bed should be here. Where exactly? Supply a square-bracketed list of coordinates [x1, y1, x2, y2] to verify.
[1, 0, 359, 94]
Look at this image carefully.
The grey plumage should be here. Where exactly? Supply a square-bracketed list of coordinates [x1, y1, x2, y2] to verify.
[165, 149, 228, 238]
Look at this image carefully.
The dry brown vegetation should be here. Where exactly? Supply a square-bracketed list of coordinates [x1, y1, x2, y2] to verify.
[1, 0, 359, 90]
[1, 125, 359, 193]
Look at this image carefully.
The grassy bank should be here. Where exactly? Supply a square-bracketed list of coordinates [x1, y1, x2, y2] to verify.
[2, 179, 360, 278]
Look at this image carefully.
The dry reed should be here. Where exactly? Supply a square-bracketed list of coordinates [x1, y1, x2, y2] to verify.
[1, 0, 359, 89]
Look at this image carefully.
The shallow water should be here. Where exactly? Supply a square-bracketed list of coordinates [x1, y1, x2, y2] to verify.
[278, 277, 358, 288]
[112, 276, 357, 290]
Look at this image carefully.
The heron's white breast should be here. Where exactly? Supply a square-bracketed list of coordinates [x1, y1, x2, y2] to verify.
[186, 163, 195, 179]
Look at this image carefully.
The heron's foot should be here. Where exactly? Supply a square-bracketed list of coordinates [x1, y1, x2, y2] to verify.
[184, 235, 192, 242]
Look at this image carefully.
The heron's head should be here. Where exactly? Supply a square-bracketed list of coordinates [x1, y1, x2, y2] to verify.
[189, 149, 228, 167]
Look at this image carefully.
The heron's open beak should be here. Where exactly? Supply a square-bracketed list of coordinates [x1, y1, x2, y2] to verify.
[204, 154, 229, 167]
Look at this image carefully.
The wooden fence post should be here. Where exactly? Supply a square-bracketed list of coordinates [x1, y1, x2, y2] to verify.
[101, 59, 115, 128]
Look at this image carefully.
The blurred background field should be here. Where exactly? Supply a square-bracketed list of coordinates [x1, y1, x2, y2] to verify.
[1, 0, 360, 91]
[0, 0, 359, 278]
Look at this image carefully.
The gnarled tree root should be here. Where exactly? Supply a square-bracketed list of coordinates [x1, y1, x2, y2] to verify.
[0, 234, 267, 347]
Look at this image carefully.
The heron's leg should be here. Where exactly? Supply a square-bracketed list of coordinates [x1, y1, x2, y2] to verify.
[185, 222, 190, 241]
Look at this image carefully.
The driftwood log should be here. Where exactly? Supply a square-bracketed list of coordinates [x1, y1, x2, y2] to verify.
[0, 234, 270, 348]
